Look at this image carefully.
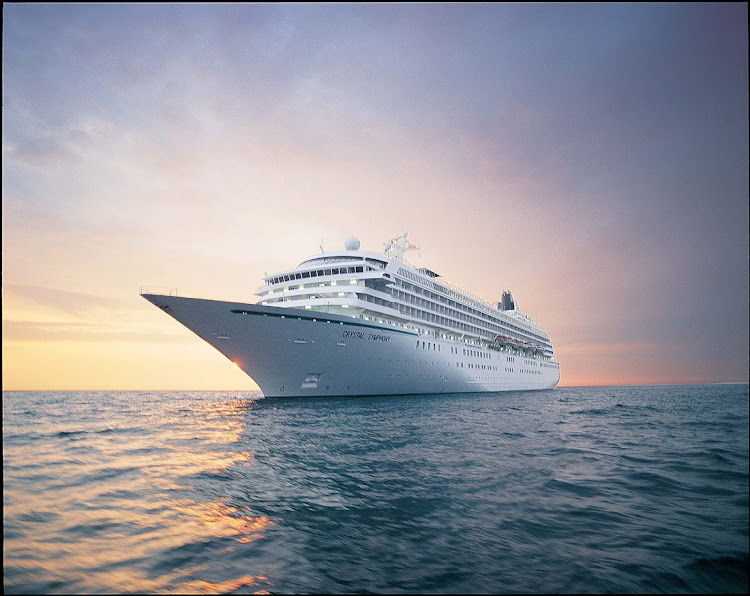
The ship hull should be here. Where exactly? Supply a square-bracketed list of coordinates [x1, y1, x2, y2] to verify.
[142, 294, 560, 397]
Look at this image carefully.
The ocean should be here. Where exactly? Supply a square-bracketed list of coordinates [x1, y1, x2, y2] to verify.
[3, 385, 748, 594]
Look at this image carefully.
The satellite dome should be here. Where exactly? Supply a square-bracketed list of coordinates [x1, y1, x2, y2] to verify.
[344, 236, 360, 251]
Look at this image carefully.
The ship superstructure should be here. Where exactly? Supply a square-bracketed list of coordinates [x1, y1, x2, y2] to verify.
[142, 233, 560, 397]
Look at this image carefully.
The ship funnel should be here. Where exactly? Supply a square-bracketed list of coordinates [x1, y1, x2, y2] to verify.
[500, 290, 515, 311]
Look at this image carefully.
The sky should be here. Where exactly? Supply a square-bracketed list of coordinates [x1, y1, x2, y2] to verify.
[2, 2, 748, 390]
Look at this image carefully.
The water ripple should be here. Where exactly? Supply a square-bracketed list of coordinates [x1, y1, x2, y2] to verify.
[3, 385, 748, 593]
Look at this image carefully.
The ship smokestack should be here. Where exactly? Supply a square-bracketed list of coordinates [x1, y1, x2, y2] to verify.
[500, 290, 515, 311]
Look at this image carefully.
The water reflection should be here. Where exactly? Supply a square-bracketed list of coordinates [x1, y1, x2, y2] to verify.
[182, 575, 272, 594]
[174, 499, 274, 543]
[3, 392, 274, 594]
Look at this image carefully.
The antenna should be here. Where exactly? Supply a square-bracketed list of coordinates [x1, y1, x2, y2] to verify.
[386, 231, 419, 261]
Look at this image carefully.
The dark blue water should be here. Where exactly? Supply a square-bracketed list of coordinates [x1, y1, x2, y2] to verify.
[3, 385, 748, 594]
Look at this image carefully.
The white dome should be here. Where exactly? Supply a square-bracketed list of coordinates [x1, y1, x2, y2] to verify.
[344, 236, 360, 251]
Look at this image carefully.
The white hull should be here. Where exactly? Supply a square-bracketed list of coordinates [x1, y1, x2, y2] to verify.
[143, 294, 560, 398]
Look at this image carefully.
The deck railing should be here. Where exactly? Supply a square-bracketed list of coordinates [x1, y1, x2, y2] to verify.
[139, 286, 179, 297]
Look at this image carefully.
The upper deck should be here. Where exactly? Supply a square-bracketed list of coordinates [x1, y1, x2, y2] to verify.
[256, 234, 554, 359]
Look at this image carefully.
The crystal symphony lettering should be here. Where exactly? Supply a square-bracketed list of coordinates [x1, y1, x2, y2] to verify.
[342, 330, 390, 342]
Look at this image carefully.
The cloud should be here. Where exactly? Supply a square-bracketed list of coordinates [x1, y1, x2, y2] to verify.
[3, 284, 133, 317]
[2, 319, 186, 344]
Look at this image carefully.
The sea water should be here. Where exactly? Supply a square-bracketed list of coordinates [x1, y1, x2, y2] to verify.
[3, 385, 748, 594]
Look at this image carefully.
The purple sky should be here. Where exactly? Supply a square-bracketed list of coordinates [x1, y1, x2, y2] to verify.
[3, 3, 748, 389]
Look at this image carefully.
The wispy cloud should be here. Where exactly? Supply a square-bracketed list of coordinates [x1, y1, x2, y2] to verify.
[2, 320, 186, 344]
[4, 284, 132, 317]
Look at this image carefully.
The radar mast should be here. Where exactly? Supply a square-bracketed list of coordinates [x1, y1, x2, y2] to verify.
[384, 232, 419, 261]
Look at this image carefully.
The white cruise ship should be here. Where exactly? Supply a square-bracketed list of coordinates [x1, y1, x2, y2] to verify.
[141, 233, 560, 397]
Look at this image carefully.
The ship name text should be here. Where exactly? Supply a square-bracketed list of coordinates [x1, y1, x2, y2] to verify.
[342, 330, 390, 342]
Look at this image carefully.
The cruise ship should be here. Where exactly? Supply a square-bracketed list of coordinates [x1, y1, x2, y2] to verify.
[141, 233, 560, 397]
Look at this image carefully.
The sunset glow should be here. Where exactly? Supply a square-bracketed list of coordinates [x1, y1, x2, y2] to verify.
[3, 3, 748, 390]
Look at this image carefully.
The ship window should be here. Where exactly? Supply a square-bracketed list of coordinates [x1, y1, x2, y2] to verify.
[325, 269, 332, 275]
[332, 268, 339, 274]
[356, 266, 363, 272]
[302, 272, 310, 278]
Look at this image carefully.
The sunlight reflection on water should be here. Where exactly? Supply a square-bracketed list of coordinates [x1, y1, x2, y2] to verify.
[3, 387, 748, 594]
[3, 392, 277, 593]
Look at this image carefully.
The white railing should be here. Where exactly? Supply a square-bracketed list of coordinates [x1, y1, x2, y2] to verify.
[139, 286, 179, 297]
